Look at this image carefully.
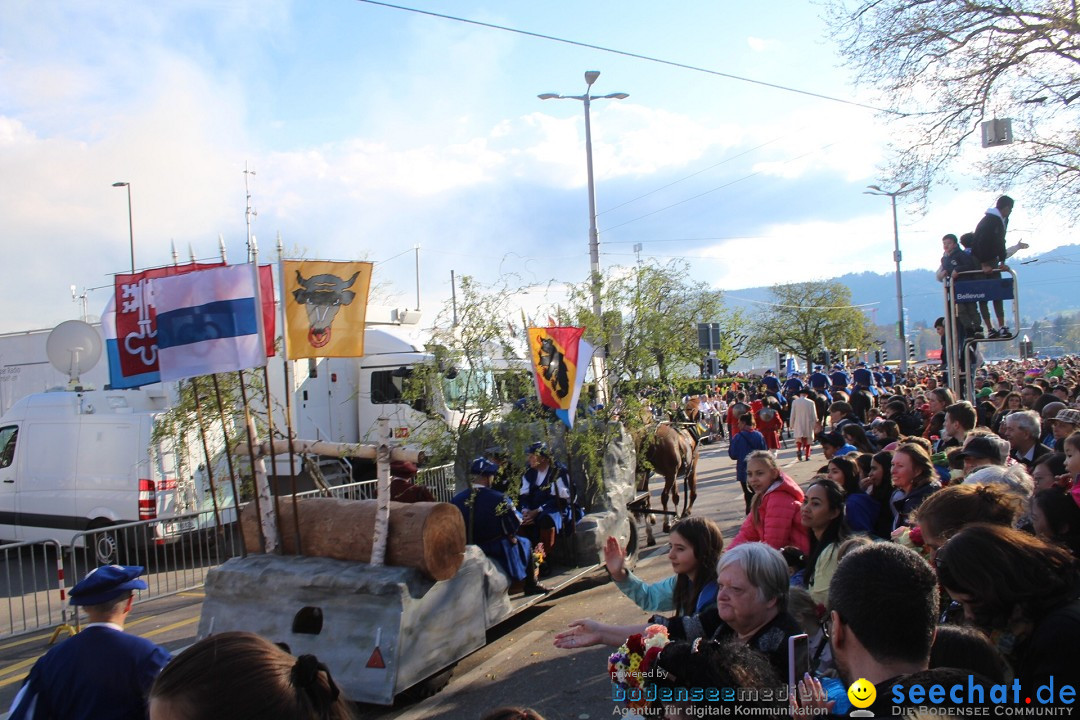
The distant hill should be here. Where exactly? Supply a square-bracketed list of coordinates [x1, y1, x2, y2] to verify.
[727, 243, 1080, 327]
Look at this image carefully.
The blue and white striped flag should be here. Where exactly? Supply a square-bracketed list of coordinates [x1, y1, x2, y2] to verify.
[154, 265, 266, 382]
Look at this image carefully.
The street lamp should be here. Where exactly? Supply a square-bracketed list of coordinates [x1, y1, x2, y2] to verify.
[865, 182, 918, 374]
[539, 71, 628, 402]
[112, 181, 135, 273]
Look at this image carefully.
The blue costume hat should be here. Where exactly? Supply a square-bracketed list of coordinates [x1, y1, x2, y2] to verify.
[526, 441, 551, 458]
[470, 458, 500, 476]
[69, 565, 147, 606]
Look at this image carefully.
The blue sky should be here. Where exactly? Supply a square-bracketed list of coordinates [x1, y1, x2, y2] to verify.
[1, 1, 1068, 333]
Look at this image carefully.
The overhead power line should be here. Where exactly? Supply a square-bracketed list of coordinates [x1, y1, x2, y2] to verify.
[354, 0, 902, 115]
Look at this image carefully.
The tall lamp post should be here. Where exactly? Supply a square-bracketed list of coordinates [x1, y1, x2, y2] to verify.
[539, 71, 628, 402]
[865, 182, 918, 374]
[112, 181, 135, 273]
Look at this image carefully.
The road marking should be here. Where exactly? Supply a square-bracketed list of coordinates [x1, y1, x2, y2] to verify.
[178, 592, 205, 598]
[0, 613, 161, 653]
[141, 616, 199, 639]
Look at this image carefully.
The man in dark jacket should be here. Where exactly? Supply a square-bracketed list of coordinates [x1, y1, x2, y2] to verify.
[971, 195, 1021, 337]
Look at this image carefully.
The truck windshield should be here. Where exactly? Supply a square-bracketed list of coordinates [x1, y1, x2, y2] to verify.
[442, 369, 493, 409]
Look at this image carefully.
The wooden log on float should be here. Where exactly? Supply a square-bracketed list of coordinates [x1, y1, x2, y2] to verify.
[239, 498, 466, 581]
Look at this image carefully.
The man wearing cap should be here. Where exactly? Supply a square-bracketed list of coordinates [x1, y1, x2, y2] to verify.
[519, 442, 575, 560]
[452, 459, 548, 595]
[829, 364, 850, 395]
[10, 565, 171, 720]
[852, 362, 879, 396]
[761, 369, 785, 406]
[1052, 409, 1080, 450]
[807, 366, 832, 404]
[958, 434, 1007, 477]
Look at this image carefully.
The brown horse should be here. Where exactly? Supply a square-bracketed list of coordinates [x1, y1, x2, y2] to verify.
[635, 398, 701, 540]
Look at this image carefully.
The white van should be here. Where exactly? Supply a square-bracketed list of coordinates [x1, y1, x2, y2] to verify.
[0, 387, 201, 559]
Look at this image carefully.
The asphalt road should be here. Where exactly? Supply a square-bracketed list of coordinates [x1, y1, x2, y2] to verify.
[0, 433, 827, 719]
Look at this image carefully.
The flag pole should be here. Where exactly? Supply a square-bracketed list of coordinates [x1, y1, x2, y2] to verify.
[278, 250, 304, 555]
[238, 370, 269, 554]
[211, 373, 246, 557]
[188, 378, 223, 534]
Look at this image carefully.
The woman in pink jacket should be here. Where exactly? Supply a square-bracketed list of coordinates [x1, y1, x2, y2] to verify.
[729, 450, 809, 553]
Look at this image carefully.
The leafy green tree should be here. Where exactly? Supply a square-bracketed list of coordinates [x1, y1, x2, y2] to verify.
[749, 280, 875, 369]
[569, 260, 749, 390]
[825, 0, 1080, 220]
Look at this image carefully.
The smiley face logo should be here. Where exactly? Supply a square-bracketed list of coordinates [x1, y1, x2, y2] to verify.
[848, 678, 876, 709]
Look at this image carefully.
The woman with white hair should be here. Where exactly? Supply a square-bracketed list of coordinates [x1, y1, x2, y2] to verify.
[554, 543, 802, 680]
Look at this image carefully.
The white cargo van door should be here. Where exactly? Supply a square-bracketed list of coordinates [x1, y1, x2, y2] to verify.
[0, 424, 20, 541]
[17, 422, 79, 544]
[76, 420, 141, 530]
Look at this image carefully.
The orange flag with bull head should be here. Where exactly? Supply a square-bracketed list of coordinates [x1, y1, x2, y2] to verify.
[282, 260, 373, 359]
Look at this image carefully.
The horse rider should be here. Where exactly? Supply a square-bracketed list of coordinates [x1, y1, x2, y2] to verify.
[761, 369, 785, 406]
[808, 365, 833, 404]
[852, 361, 880, 396]
[782, 371, 804, 396]
[829, 363, 850, 395]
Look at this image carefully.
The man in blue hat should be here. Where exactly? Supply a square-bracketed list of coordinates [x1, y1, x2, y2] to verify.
[9, 565, 171, 720]
[807, 365, 832, 404]
[852, 361, 879, 396]
[829, 363, 850, 394]
[451, 458, 548, 595]
[518, 441, 576, 565]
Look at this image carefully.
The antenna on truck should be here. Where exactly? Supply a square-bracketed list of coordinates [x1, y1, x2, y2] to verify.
[46, 320, 102, 391]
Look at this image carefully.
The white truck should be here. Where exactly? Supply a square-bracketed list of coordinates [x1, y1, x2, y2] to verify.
[0, 386, 202, 559]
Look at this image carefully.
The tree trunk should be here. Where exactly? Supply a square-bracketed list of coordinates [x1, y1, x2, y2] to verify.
[239, 498, 466, 581]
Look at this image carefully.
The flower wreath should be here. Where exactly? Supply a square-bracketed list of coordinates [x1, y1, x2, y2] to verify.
[608, 624, 670, 710]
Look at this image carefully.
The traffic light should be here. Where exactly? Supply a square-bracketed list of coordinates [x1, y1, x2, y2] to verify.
[882, 347, 888, 362]
[874, 350, 881, 364]
[908, 342, 916, 361]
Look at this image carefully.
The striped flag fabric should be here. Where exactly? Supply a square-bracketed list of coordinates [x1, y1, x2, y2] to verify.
[527, 326, 595, 429]
[153, 265, 267, 382]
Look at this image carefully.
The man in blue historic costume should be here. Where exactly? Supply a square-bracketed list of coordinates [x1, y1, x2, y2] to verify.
[782, 371, 804, 395]
[9, 565, 171, 720]
[761, 369, 785, 406]
[518, 442, 578, 563]
[829, 363, 850, 394]
[452, 458, 548, 595]
[807, 365, 832, 404]
[852, 361, 879, 396]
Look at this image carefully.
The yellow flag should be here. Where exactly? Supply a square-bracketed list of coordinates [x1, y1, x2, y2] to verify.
[282, 260, 372, 359]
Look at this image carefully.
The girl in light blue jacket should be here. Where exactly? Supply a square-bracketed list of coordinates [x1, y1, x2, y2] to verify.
[603, 516, 723, 616]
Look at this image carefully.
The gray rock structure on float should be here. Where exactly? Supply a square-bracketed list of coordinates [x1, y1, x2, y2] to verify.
[199, 547, 502, 706]
[198, 421, 638, 704]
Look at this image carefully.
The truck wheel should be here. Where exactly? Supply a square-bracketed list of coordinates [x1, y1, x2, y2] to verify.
[397, 663, 456, 704]
[88, 521, 125, 565]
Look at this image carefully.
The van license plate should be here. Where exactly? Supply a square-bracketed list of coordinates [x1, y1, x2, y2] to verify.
[162, 520, 196, 536]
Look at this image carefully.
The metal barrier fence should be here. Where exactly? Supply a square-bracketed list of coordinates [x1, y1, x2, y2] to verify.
[0, 539, 69, 638]
[0, 464, 456, 639]
[416, 463, 457, 502]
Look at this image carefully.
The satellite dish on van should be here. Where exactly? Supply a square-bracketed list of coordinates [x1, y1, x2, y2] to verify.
[46, 320, 102, 386]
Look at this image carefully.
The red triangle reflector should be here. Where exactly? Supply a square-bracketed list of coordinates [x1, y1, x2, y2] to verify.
[366, 646, 386, 669]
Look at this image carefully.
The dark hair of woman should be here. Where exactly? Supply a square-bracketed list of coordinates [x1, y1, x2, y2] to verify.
[149, 632, 354, 720]
[1032, 451, 1068, 478]
[929, 625, 1010, 683]
[912, 483, 1020, 542]
[668, 516, 724, 617]
[855, 452, 873, 479]
[804, 478, 850, 589]
[828, 455, 862, 496]
[1032, 487, 1080, 557]
[876, 419, 900, 441]
[931, 387, 955, 407]
[935, 524, 1080, 630]
[841, 424, 876, 453]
